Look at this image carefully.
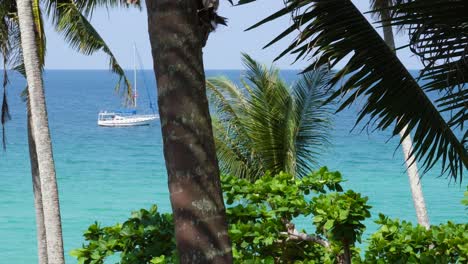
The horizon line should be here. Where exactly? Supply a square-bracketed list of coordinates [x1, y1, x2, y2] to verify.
[1, 67, 423, 71]
[31, 68, 423, 71]
[40, 68, 303, 71]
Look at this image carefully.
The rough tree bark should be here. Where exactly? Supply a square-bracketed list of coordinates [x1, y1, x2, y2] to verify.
[145, 0, 233, 263]
[28, 104, 48, 264]
[378, 0, 430, 229]
[16, 0, 65, 262]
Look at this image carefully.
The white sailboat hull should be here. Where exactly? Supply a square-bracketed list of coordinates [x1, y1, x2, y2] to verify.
[98, 45, 158, 127]
[98, 114, 159, 127]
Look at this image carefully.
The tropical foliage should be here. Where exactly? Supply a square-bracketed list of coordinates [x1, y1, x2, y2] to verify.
[389, 0, 467, 95]
[370, 0, 431, 228]
[71, 205, 176, 264]
[229, 0, 468, 181]
[73, 168, 468, 263]
[207, 54, 333, 179]
[362, 215, 468, 263]
[0, 0, 133, 108]
[223, 168, 368, 263]
[2, 0, 135, 261]
[72, 168, 367, 263]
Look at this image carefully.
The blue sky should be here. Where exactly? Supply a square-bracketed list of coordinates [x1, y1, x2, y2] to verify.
[43, 0, 422, 70]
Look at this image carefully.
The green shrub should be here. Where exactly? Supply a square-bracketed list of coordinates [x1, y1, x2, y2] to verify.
[223, 168, 348, 263]
[361, 214, 468, 264]
[70, 205, 176, 264]
[72, 168, 468, 264]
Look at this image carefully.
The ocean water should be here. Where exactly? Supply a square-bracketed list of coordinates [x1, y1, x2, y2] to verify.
[0, 70, 465, 263]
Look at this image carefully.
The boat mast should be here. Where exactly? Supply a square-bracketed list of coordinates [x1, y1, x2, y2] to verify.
[133, 43, 137, 108]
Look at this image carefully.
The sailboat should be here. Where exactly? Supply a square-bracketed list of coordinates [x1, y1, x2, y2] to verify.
[98, 45, 159, 127]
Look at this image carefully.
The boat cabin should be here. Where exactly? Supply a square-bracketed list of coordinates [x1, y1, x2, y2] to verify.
[98, 110, 137, 121]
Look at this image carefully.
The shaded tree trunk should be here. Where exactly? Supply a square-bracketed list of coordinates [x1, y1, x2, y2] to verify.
[378, 0, 430, 229]
[16, 0, 65, 262]
[145, 0, 232, 263]
[28, 103, 48, 264]
[341, 239, 351, 264]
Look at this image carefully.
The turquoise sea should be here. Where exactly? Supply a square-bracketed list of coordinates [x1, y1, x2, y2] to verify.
[0, 70, 465, 263]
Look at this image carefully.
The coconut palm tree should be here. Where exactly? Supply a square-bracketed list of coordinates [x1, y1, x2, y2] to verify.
[17, 0, 65, 262]
[229, 0, 467, 182]
[2, 0, 132, 262]
[9, 0, 233, 261]
[207, 54, 333, 180]
[1, 5, 50, 262]
[371, 0, 429, 229]
[145, 0, 232, 262]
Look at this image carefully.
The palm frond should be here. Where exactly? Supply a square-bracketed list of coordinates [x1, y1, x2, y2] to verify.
[241, 54, 291, 175]
[73, 0, 138, 18]
[0, 0, 47, 147]
[292, 68, 333, 177]
[208, 54, 333, 179]
[46, 0, 132, 102]
[0, 17, 10, 149]
[369, 0, 400, 20]
[207, 75, 263, 179]
[32, 0, 46, 67]
[242, 0, 467, 181]
[5, 1, 46, 98]
[0, 2, 20, 148]
[212, 118, 262, 180]
[387, 0, 468, 155]
[389, 0, 467, 80]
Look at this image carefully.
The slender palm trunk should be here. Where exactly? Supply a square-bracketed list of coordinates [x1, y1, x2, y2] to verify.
[145, 0, 232, 263]
[342, 239, 351, 264]
[28, 103, 48, 264]
[16, 0, 65, 262]
[379, 0, 430, 229]
[400, 131, 430, 228]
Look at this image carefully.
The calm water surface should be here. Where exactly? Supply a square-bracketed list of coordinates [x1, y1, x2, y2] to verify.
[0, 70, 465, 263]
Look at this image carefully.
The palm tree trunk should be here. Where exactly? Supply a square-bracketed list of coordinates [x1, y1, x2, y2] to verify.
[400, 130, 430, 228]
[145, 0, 232, 263]
[379, 0, 430, 229]
[28, 103, 48, 264]
[341, 239, 351, 264]
[16, 0, 65, 262]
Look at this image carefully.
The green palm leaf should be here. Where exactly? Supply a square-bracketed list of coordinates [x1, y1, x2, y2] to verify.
[0, 0, 27, 147]
[1, 0, 133, 147]
[0, 11, 12, 147]
[3, 0, 46, 99]
[46, 0, 132, 101]
[386, 0, 467, 152]
[207, 74, 264, 180]
[292, 68, 333, 177]
[32, 0, 45, 66]
[208, 54, 332, 179]
[212, 117, 262, 179]
[74, 0, 137, 18]
[235, 0, 467, 181]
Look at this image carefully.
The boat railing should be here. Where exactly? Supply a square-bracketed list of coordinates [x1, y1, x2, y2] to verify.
[98, 111, 158, 120]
